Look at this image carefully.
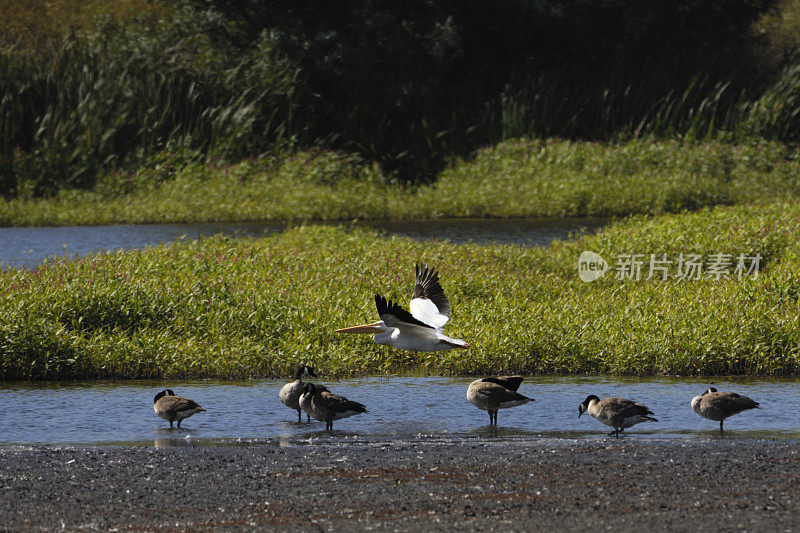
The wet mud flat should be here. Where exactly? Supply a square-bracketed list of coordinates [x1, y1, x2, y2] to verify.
[2, 437, 799, 531]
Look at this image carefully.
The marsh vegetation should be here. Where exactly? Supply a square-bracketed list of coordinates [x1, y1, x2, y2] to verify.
[3, 1, 800, 380]
[3, 0, 800, 207]
[2, 203, 798, 380]
[2, 139, 800, 226]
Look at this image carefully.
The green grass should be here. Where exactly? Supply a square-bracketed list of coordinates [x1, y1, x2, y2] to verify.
[2, 139, 800, 226]
[2, 201, 800, 380]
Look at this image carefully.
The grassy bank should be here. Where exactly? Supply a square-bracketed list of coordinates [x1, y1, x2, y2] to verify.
[2, 201, 799, 380]
[2, 139, 800, 226]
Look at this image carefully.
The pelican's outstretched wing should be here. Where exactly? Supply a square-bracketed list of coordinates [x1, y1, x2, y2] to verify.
[375, 294, 434, 329]
[409, 263, 451, 329]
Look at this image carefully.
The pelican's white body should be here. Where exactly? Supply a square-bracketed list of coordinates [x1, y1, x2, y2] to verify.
[372, 322, 466, 352]
[335, 264, 468, 353]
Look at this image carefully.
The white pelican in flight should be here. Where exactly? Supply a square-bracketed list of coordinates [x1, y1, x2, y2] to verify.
[334, 263, 469, 352]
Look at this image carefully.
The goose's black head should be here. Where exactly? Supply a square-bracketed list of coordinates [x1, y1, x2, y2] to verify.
[295, 365, 317, 379]
[704, 387, 718, 395]
[578, 395, 600, 418]
[154, 389, 175, 404]
[302, 383, 316, 395]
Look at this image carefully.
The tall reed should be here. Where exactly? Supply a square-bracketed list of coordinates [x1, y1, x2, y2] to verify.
[0, 9, 300, 196]
[4, 3, 800, 196]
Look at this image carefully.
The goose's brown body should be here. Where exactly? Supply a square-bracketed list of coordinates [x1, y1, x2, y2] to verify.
[300, 383, 366, 431]
[466, 377, 533, 426]
[479, 375, 524, 392]
[153, 390, 205, 428]
[579, 396, 657, 437]
[691, 388, 759, 432]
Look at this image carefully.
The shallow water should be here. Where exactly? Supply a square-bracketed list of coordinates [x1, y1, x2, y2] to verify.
[0, 218, 607, 268]
[0, 377, 795, 446]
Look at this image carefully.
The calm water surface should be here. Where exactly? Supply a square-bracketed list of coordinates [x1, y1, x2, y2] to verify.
[0, 218, 608, 268]
[0, 377, 795, 446]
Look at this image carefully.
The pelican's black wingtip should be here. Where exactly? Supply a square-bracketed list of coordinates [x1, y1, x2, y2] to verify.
[414, 262, 439, 284]
[375, 293, 389, 315]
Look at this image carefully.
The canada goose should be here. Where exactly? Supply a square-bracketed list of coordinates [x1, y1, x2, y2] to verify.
[299, 383, 328, 422]
[278, 365, 317, 422]
[153, 389, 206, 428]
[300, 383, 367, 431]
[578, 395, 657, 437]
[691, 387, 759, 433]
[466, 378, 534, 426]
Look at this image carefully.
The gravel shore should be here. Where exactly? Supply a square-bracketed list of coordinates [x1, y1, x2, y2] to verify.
[2, 437, 800, 531]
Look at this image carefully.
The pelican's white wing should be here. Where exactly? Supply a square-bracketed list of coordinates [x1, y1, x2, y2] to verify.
[408, 263, 451, 329]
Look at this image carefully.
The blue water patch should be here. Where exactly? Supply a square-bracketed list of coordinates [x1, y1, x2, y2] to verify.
[0, 217, 608, 268]
[0, 376, 795, 445]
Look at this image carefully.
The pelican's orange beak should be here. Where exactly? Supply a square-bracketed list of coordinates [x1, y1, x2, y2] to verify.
[441, 340, 470, 349]
[334, 322, 384, 334]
